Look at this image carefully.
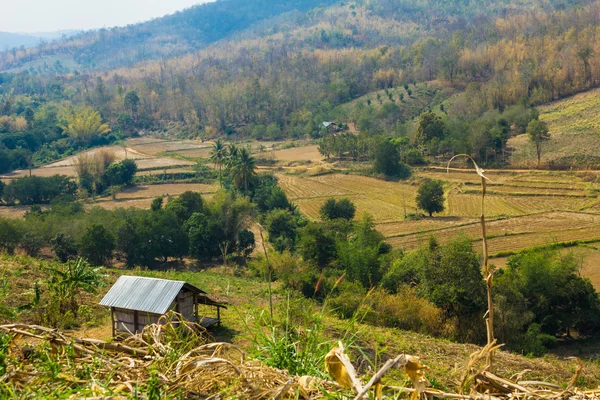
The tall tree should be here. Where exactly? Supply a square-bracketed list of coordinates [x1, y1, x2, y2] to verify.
[210, 139, 227, 186]
[124, 91, 140, 120]
[526, 119, 550, 168]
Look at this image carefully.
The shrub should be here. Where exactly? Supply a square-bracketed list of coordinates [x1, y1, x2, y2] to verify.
[78, 224, 115, 266]
[2, 175, 76, 205]
[21, 233, 44, 257]
[0, 219, 22, 255]
[50, 233, 78, 263]
[370, 287, 445, 336]
[265, 209, 297, 252]
[237, 229, 255, 258]
[319, 198, 356, 221]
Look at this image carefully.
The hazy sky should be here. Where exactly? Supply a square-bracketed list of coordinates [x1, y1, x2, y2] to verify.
[2, 0, 213, 34]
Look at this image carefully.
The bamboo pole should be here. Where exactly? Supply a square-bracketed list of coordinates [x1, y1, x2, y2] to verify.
[448, 155, 495, 369]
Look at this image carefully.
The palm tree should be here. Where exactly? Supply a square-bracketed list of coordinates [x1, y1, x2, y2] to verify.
[210, 139, 227, 186]
[226, 143, 239, 168]
[230, 147, 256, 195]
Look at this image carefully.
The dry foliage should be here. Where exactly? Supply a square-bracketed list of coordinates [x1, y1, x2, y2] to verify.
[0, 318, 596, 399]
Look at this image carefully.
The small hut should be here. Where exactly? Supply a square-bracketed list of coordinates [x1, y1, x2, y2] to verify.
[99, 276, 226, 337]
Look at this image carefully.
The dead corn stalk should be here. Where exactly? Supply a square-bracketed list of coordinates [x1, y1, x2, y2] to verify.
[448, 154, 495, 369]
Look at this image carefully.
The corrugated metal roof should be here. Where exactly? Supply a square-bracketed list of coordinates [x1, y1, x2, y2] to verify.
[99, 276, 205, 315]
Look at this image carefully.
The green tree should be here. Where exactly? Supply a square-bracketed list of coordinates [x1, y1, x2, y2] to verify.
[416, 179, 445, 217]
[0, 219, 22, 255]
[50, 233, 78, 263]
[500, 250, 600, 338]
[185, 212, 225, 259]
[414, 112, 446, 153]
[372, 138, 411, 178]
[419, 237, 486, 339]
[337, 215, 387, 288]
[237, 229, 256, 258]
[78, 224, 115, 266]
[124, 91, 140, 119]
[298, 222, 338, 269]
[266, 209, 297, 252]
[526, 119, 550, 168]
[116, 216, 140, 268]
[150, 196, 163, 211]
[319, 198, 356, 220]
[210, 139, 227, 186]
[165, 191, 204, 222]
[104, 159, 137, 187]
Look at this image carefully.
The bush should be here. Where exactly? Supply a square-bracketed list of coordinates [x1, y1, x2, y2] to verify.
[78, 224, 115, 266]
[237, 229, 255, 258]
[21, 233, 44, 257]
[372, 138, 411, 179]
[2, 175, 76, 205]
[319, 198, 356, 221]
[329, 285, 446, 336]
[0, 219, 22, 254]
[50, 233, 78, 263]
[404, 148, 427, 165]
[265, 209, 297, 252]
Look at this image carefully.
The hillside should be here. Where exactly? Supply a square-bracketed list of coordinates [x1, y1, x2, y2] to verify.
[509, 88, 600, 169]
[0, 32, 43, 50]
[1, 0, 580, 72]
[1, 252, 599, 396]
[0, 0, 339, 71]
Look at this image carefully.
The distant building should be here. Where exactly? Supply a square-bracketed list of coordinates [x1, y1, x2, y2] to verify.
[100, 276, 226, 337]
[321, 121, 343, 134]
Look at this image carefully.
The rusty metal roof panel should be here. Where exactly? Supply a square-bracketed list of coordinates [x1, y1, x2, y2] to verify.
[99, 276, 204, 314]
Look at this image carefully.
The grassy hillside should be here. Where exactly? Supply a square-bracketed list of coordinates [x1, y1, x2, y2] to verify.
[1, 252, 599, 394]
[509, 88, 600, 168]
[335, 81, 455, 127]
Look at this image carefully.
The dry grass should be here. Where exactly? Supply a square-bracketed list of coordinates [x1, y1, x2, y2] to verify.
[270, 145, 323, 162]
[127, 139, 210, 156]
[509, 87, 600, 168]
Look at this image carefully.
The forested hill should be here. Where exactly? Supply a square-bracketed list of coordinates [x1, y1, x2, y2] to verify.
[4, 0, 600, 172]
[0, 0, 591, 72]
[0, 0, 341, 72]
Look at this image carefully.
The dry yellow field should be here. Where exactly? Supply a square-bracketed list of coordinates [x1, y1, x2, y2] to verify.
[270, 145, 322, 162]
[127, 139, 210, 156]
[276, 169, 600, 266]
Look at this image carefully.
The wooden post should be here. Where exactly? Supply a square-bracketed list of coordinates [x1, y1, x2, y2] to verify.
[133, 310, 139, 334]
[217, 306, 221, 326]
[111, 307, 115, 337]
[194, 294, 199, 323]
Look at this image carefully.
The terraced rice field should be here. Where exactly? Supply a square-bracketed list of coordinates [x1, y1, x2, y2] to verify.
[387, 211, 600, 253]
[508, 87, 600, 167]
[277, 168, 600, 268]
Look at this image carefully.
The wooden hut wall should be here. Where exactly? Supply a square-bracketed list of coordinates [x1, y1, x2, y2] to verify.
[114, 309, 161, 333]
[115, 309, 135, 333]
[177, 289, 196, 320]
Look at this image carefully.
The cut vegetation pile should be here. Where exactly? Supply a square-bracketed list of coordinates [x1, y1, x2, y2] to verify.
[1, 321, 597, 399]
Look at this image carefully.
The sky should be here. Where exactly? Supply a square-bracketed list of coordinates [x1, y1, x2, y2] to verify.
[1, 0, 213, 34]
